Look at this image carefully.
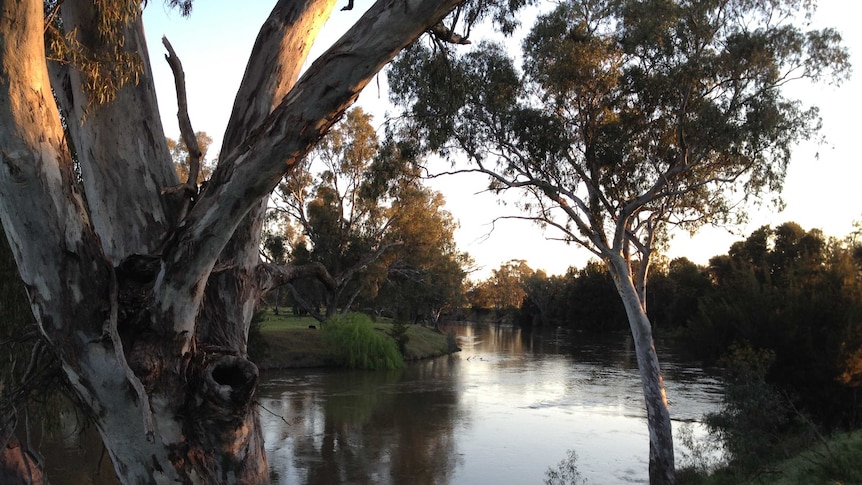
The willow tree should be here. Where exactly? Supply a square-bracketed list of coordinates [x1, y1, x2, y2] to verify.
[389, 0, 849, 482]
[0, 0, 488, 481]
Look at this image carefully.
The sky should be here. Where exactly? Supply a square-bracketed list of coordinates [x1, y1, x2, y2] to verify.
[141, 0, 861, 280]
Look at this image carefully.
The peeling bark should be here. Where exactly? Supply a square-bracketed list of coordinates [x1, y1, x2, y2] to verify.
[48, 2, 178, 264]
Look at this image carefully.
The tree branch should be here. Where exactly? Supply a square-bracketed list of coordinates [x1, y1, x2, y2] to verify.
[162, 36, 201, 191]
[257, 261, 337, 294]
[429, 21, 470, 45]
[105, 268, 155, 441]
[154, 0, 462, 346]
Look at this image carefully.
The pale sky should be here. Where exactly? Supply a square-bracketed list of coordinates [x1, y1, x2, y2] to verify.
[142, 0, 861, 279]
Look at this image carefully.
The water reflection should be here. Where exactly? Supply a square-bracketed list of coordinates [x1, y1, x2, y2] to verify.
[259, 323, 723, 484]
[24, 406, 118, 485]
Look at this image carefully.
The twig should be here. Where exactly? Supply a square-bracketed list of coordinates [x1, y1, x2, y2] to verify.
[255, 400, 291, 426]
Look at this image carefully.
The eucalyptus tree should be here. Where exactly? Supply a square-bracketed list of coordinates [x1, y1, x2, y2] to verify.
[0, 0, 491, 481]
[273, 108, 469, 322]
[166, 131, 214, 184]
[388, 0, 849, 481]
[0, 222, 59, 481]
[373, 184, 469, 327]
[272, 107, 413, 319]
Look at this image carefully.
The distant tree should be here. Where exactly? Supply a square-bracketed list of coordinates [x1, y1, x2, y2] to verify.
[373, 185, 468, 327]
[272, 109, 469, 322]
[389, 0, 849, 480]
[518, 269, 565, 327]
[566, 261, 627, 332]
[166, 131, 214, 184]
[470, 260, 533, 312]
[271, 107, 405, 320]
[466, 279, 496, 310]
[692, 222, 862, 428]
[648, 258, 711, 330]
[261, 231, 289, 315]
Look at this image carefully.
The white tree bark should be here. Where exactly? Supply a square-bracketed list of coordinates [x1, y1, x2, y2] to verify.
[49, 2, 179, 264]
[0, 0, 462, 482]
[0, 1, 180, 481]
[606, 253, 675, 485]
[198, 0, 339, 355]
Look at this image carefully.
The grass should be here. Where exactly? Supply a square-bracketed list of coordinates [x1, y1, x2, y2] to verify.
[252, 308, 454, 369]
[751, 429, 862, 485]
[680, 429, 862, 485]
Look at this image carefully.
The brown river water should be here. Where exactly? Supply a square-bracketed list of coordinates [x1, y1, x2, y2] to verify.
[259, 323, 723, 484]
[33, 322, 723, 484]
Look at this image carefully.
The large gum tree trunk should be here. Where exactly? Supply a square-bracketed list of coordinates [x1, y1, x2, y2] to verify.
[0, 0, 462, 482]
[606, 254, 675, 485]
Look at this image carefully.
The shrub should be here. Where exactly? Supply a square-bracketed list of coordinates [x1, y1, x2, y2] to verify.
[544, 449, 587, 485]
[323, 314, 404, 370]
[705, 343, 794, 471]
[387, 320, 410, 355]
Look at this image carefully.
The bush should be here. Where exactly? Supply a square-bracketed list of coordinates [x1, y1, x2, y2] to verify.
[387, 320, 410, 355]
[705, 343, 795, 471]
[323, 314, 404, 370]
[544, 449, 587, 485]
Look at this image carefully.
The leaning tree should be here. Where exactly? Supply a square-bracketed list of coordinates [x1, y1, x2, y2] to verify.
[0, 0, 499, 481]
[389, 0, 849, 482]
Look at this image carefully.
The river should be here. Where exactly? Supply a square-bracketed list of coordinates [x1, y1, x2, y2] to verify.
[33, 322, 722, 484]
[258, 323, 723, 484]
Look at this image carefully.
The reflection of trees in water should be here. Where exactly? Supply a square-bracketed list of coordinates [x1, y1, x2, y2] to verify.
[386, 358, 460, 485]
[28, 401, 118, 485]
[262, 361, 460, 484]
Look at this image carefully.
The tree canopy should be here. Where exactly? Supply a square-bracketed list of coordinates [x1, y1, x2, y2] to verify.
[391, 0, 849, 266]
[270, 107, 468, 322]
[388, 0, 849, 481]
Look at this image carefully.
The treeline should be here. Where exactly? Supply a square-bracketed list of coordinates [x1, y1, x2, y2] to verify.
[470, 222, 862, 430]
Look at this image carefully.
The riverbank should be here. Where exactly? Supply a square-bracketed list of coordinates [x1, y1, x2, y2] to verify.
[251, 310, 456, 370]
[680, 428, 862, 484]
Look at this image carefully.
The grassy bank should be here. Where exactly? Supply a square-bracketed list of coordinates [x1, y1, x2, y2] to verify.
[252, 310, 456, 370]
[679, 429, 862, 485]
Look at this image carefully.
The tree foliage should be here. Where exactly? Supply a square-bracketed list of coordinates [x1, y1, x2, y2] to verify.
[372, 184, 468, 325]
[391, 0, 849, 261]
[469, 260, 533, 310]
[271, 108, 468, 322]
[389, 1, 849, 481]
[690, 222, 862, 428]
[166, 131, 214, 184]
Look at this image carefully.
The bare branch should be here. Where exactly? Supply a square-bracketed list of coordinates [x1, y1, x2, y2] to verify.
[154, 0, 462, 343]
[286, 284, 326, 322]
[429, 21, 471, 45]
[335, 240, 404, 287]
[162, 36, 201, 189]
[257, 261, 337, 294]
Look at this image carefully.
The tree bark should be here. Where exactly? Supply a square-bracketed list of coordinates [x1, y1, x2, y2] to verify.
[48, 2, 179, 264]
[1, 0, 462, 482]
[606, 254, 675, 485]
